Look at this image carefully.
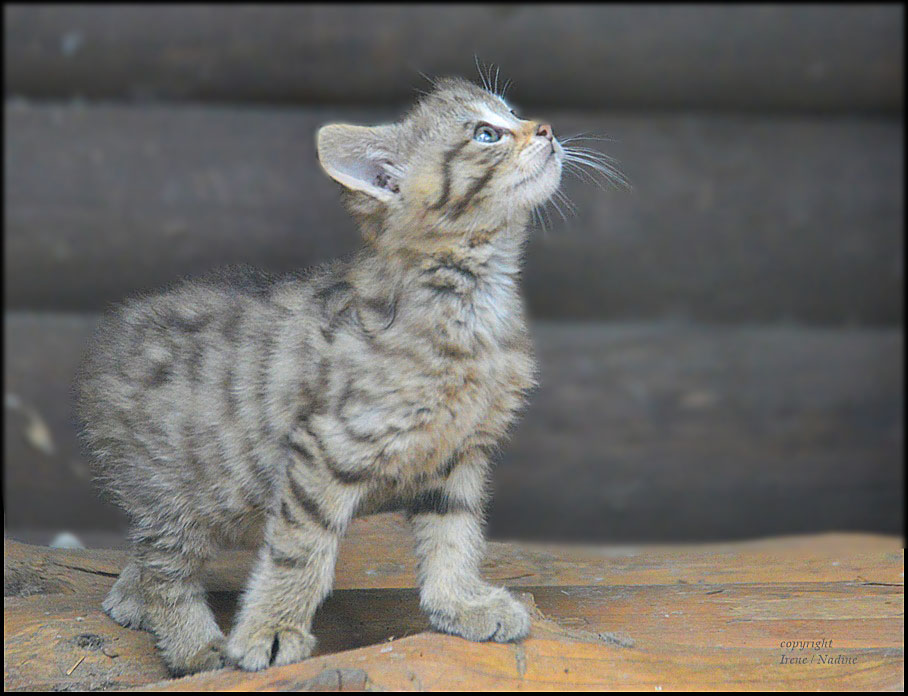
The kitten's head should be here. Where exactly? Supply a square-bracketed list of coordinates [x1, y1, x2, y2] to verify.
[317, 77, 562, 242]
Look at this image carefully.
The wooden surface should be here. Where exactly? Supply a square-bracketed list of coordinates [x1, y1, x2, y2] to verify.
[5, 6, 902, 112]
[5, 316, 903, 541]
[4, 515, 904, 691]
[5, 101, 903, 323]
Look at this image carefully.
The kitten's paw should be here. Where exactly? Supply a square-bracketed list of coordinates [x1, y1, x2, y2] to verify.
[168, 637, 228, 677]
[427, 587, 531, 643]
[227, 624, 316, 672]
[102, 588, 147, 631]
[102, 565, 148, 630]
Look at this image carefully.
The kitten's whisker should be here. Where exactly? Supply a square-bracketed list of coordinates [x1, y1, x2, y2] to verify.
[563, 146, 622, 166]
[562, 152, 630, 188]
[563, 154, 619, 173]
[540, 203, 554, 236]
[474, 55, 490, 91]
[562, 159, 609, 190]
[547, 195, 568, 224]
[416, 70, 437, 87]
[564, 155, 609, 178]
[565, 163, 626, 191]
[533, 204, 550, 238]
[553, 189, 577, 216]
[560, 133, 618, 144]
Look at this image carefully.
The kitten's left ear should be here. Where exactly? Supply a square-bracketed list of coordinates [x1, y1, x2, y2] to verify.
[316, 124, 403, 202]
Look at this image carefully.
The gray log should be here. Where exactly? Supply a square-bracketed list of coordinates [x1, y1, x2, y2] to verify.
[4, 313, 902, 542]
[5, 102, 903, 323]
[4, 5, 903, 112]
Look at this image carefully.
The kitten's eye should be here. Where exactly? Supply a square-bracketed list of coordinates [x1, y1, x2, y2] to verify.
[473, 124, 501, 143]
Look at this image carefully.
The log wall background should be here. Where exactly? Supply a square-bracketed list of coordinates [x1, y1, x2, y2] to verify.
[3, 5, 904, 544]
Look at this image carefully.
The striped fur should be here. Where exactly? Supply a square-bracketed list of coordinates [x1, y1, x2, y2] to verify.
[76, 76, 563, 674]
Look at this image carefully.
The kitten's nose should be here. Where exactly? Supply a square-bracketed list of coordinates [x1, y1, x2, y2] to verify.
[536, 123, 554, 141]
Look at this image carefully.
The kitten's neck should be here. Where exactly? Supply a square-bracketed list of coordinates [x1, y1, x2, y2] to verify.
[349, 217, 530, 341]
[362, 215, 529, 292]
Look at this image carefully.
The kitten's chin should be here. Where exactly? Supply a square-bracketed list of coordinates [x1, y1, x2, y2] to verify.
[518, 161, 563, 210]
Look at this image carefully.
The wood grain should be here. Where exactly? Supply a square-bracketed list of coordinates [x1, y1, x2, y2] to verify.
[4, 528, 903, 691]
[7, 520, 905, 595]
[138, 633, 905, 692]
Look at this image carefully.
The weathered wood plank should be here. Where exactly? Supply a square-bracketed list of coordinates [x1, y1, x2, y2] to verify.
[4, 102, 903, 323]
[4, 6, 902, 112]
[4, 535, 903, 691]
[6, 521, 904, 594]
[3, 538, 122, 597]
[7, 595, 904, 692]
[138, 634, 905, 692]
[4, 591, 170, 691]
[494, 322, 905, 541]
[133, 634, 903, 691]
[4, 315, 902, 541]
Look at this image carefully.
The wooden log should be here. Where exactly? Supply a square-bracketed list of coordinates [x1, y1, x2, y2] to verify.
[4, 591, 170, 691]
[5, 101, 903, 323]
[7, 521, 905, 597]
[4, 315, 903, 541]
[4, 533, 903, 691]
[4, 6, 902, 112]
[3, 538, 122, 597]
[139, 632, 905, 691]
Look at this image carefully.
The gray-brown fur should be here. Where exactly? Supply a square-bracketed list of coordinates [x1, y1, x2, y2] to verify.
[76, 76, 565, 674]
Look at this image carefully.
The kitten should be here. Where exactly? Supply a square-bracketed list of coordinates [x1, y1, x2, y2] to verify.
[76, 76, 565, 675]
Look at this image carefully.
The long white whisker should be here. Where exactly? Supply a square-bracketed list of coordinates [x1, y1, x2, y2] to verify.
[553, 188, 577, 216]
[563, 163, 606, 190]
[564, 162, 629, 190]
[545, 193, 567, 224]
[576, 164, 629, 189]
[562, 151, 630, 188]
[560, 134, 618, 144]
[474, 55, 490, 91]
[563, 146, 622, 166]
[416, 70, 437, 87]
[563, 153, 620, 171]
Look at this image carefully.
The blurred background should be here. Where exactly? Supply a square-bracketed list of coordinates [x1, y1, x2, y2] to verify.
[3, 5, 904, 547]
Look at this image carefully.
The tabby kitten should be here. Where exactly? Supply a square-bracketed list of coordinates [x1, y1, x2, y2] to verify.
[77, 76, 564, 675]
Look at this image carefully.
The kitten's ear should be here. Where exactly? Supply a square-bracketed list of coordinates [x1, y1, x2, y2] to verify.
[316, 124, 402, 203]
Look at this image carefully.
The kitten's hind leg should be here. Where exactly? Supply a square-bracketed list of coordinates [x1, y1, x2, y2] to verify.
[106, 527, 226, 677]
[409, 449, 530, 643]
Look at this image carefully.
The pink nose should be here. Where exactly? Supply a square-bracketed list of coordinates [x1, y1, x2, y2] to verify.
[536, 123, 554, 141]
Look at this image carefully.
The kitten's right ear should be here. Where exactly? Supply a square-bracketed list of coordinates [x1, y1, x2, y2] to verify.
[316, 124, 402, 203]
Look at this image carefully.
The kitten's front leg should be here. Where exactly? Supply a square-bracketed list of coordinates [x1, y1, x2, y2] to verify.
[409, 448, 530, 643]
[227, 469, 360, 671]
